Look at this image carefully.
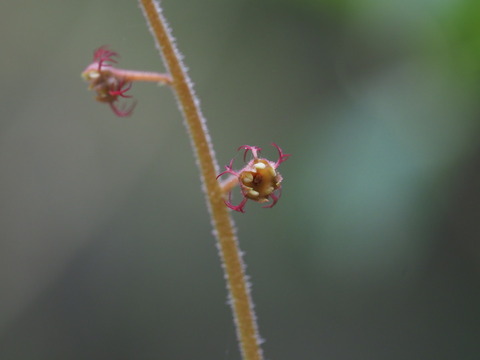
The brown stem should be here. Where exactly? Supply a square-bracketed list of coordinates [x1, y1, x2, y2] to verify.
[138, 1, 264, 359]
[82, 63, 172, 84]
[111, 68, 172, 84]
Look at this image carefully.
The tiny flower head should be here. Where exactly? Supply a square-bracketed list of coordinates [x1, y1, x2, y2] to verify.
[82, 46, 136, 117]
[217, 143, 290, 213]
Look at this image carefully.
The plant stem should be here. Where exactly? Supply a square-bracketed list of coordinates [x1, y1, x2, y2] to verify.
[138, 1, 264, 359]
[82, 64, 173, 84]
[220, 175, 240, 194]
[113, 69, 172, 84]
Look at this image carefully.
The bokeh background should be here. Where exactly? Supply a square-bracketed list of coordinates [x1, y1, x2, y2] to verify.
[1, 0, 480, 359]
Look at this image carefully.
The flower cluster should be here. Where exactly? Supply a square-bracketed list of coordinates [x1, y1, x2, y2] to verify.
[217, 143, 290, 213]
[82, 46, 136, 117]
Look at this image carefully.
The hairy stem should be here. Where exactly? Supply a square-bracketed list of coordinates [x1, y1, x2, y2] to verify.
[138, 1, 264, 359]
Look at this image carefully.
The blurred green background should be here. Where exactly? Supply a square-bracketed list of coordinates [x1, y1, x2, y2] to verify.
[1, 0, 480, 359]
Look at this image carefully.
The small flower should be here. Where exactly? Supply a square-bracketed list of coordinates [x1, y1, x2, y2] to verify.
[82, 46, 136, 117]
[217, 143, 290, 213]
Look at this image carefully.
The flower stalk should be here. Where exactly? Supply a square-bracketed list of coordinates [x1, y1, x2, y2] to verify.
[138, 1, 264, 359]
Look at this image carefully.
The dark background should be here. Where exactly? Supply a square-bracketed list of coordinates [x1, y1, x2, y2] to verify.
[1, 0, 479, 359]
